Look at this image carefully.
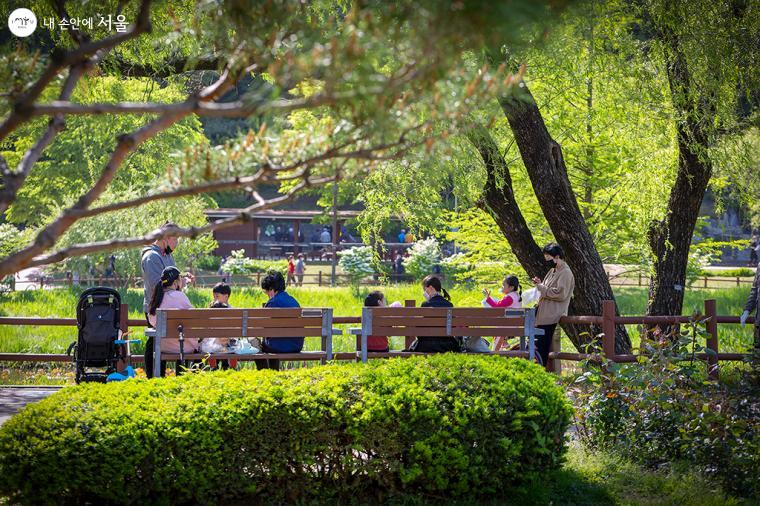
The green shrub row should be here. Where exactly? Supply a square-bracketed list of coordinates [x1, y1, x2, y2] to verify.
[0, 355, 571, 505]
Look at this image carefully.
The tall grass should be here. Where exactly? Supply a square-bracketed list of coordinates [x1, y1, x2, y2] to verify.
[0, 284, 755, 356]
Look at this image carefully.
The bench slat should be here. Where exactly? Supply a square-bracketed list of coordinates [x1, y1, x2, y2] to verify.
[162, 308, 305, 318]
[161, 352, 327, 361]
[367, 307, 516, 317]
[372, 316, 526, 327]
[165, 327, 325, 338]
[176, 318, 324, 330]
[369, 327, 526, 337]
[452, 317, 526, 326]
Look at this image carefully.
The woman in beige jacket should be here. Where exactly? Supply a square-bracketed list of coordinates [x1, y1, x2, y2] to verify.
[531, 243, 575, 368]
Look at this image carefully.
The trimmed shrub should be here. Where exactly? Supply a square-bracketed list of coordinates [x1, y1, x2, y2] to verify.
[0, 355, 570, 505]
[221, 249, 286, 275]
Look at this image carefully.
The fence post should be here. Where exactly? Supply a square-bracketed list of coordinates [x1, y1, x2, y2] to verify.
[736, 277, 740, 287]
[404, 299, 416, 349]
[602, 300, 616, 360]
[318, 271, 322, 286]
[638, 272, 642, 287]
[704, 299, 719, 381]
[704, 276, 708, 288]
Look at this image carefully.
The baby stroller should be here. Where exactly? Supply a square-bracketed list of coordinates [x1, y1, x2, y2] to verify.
[67, 287, 127, 383]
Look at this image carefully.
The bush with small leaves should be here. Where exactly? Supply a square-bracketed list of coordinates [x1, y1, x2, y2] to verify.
[0, 355, 571, 505]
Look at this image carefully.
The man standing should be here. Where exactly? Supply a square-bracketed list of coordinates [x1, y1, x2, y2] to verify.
[141, 222, 193, 378]
[749, 234, 758, 266]
[294, 253, 306, 286]
[741, 259, 760, 356]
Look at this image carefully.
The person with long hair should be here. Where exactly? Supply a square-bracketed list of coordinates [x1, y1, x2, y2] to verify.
[146, 266, 197, 377]
[407, 275, 460, 353]
[531, 243, 575, 369]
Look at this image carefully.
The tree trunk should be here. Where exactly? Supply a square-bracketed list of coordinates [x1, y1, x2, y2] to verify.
[467, 125, 625, 353]
[646, 35, 712, 324]
[495, 83, 631, 354]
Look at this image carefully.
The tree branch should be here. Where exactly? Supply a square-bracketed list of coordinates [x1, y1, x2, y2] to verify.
[0, 0, 153, 143]
[24, 175, 337, 268]
[0, 68, 234, 277]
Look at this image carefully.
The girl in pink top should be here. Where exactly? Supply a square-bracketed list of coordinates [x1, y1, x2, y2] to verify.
[482, 275, 522, 309]
[482, 275, 522, 351]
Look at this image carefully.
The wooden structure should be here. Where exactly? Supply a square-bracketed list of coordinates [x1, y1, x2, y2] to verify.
[355, 307, 542, 363]
[0, 300, 755, 382]
[151, 307, 337, 378]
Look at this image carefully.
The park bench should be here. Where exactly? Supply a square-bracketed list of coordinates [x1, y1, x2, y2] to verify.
[151, 308, 338, 377]
[353, 307, 543, 363]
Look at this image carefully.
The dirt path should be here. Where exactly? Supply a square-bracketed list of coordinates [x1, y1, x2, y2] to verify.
[0, 386, 62, 426]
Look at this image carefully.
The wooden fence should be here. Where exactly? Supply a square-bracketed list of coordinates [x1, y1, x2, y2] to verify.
[0, 299, 755, 381]
[10, 271, 755, 291]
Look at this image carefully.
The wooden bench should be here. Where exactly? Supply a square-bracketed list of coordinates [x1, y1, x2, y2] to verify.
[355, 307, 543, 363]
[152, 308, 337, 377]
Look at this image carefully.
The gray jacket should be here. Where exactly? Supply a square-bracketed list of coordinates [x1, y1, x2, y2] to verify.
[745, 263, 760, 327]
[141, 245, 176, 313]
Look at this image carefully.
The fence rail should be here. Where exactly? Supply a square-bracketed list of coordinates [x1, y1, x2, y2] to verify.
[0, 299, 755, 381]
[7, 270, 755, 292]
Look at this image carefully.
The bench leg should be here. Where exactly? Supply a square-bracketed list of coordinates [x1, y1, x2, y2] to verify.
[153, 335, 162, 379]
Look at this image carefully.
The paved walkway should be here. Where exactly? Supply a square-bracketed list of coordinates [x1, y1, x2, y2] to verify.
[0, 387, 62, 426]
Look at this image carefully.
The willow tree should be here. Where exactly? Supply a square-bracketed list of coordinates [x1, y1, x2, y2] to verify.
[634, 0, 759, 320]
[0, 0, 559, 278]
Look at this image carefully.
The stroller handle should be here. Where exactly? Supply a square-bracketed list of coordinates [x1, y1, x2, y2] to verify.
[114, 339, 140, 345]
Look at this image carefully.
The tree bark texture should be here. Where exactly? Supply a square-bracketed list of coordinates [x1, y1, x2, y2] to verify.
[646, 36, 713, 322]
[494, 83, 631, 354]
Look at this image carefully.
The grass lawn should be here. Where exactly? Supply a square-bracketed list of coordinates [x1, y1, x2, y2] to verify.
[499, 442, 745, 506]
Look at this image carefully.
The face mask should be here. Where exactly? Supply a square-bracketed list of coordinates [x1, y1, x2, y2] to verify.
[546, 259, 555, 269]
[422, 290, 431, 301]
[165, 245, 173, 255]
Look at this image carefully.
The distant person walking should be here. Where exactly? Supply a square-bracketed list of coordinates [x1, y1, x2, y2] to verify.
[287, 255, 296, 286]
[398, 229, 406, 243]
[294, 253, 306, 286]
[320, 228, 331, 244]
[750, 234, 758, 266]
[531, 243, 574, 370]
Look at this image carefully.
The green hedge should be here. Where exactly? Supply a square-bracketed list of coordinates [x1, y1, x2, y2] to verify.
[0, 355, 571, 505]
